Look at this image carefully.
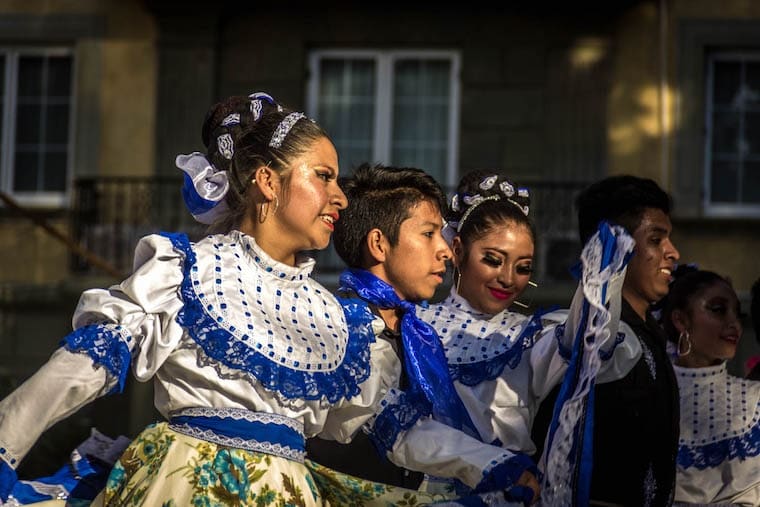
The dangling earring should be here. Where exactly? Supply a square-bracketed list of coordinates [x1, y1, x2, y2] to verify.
[271, 195, 279, 216]
[258, 201, 269, 224]
[512, 280, 538, 309]
[454, 267, 462, 294]
[678, 330, 692, 357]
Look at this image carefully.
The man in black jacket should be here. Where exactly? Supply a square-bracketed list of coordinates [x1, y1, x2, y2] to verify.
[533, 175, 681, 506]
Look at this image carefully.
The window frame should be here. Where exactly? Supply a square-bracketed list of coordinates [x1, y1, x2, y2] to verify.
[0, 46, 76, 208]
[703, 50, 760, 217]
[306, 48, 461, 187]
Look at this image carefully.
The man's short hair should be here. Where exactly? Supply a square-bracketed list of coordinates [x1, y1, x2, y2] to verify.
[333, 163, 446, 269]
[575, 175, 672, 244]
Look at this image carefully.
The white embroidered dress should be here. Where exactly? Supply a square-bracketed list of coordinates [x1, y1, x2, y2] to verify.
[673, 362, 760, 507]
[0, 231, 397, 505]
[417, 278, 639, 459]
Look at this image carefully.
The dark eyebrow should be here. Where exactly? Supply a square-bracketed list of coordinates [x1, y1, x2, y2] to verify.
[648, 225, 670, 235]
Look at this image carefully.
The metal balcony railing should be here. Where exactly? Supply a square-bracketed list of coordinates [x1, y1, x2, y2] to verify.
[71, 176, 589, 284]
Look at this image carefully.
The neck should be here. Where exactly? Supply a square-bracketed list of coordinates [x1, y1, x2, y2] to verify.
[622, 290, 649, 321]
[378, 307, 400, 332]
[675, 354, 724, 369]
[239, 217, 297, 266]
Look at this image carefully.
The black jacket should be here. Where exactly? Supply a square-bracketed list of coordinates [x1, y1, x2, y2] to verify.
[532, 299, 679, 506]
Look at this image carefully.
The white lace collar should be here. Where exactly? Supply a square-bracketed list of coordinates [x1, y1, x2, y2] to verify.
[418, 288, 530, 364]
[188, 231, 349, 372]
[674, 362, 760, 447]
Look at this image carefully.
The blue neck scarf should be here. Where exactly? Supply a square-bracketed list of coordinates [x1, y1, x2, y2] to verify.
[340, 268, 479, 439]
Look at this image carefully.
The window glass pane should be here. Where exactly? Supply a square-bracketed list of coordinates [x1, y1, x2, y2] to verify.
[713, 61, 741, 107]
[745, 112, 760, 156]
[13, 151, 38, 192]
[43, 150, 67, 192]
[15, 104, 41, 144]
[12, 54, 72, 194]
[742, 161, 760, 203]
[712, 111, 740, 154]
[746, 62, 760, 108]
[392, 59, 451, 181]
[711, 160, 739, 202]
[46, 104, 69, 144]
[47, 56, 72, 97]
[17, 56, 43, 99]
[317, 59, 375, 170]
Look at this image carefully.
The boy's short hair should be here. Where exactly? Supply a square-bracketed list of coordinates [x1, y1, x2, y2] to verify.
[575, 174, 673, 244]
[333, 163, 447, 269]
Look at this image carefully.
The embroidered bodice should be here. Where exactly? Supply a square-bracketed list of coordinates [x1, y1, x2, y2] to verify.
[673, 362, 760, 506]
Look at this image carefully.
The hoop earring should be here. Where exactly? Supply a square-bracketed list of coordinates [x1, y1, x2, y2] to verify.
[454, 267, 462, 294]
[512, 280, 538, 309]
[678, 330, 692, 357]
[271, 195, 279, 216]
[258, 201, 269, 224]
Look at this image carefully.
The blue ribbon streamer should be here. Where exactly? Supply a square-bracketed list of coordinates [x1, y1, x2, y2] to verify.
[339, 268, 480, 439]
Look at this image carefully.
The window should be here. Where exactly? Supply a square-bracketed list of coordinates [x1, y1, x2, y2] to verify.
[704, 51, 760, 216]
[307, 50, 460, 186]
[1, 48, 74, 207]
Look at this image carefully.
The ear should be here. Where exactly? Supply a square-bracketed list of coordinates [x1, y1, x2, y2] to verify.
[251, 164, 280, 201]
[451, 236, 464, 268]
[366, 228, 388, 263]
[670, 309, 690, 334]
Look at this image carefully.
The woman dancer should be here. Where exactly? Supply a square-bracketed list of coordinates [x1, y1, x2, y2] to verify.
[416, 170, 640, 504]
[0, 93, 420, 506]
[662, 268, 759, 506]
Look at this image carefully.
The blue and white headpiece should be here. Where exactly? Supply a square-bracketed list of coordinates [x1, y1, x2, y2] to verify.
[443, 175, 531, 244]
[177, 152, 230, 225]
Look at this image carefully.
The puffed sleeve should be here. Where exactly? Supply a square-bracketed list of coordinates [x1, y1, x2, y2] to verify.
[371, 388, 536, 492]
[0, 234, 185, 480]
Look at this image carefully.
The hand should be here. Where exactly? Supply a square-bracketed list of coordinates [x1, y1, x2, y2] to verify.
[515, 470, 540, 505]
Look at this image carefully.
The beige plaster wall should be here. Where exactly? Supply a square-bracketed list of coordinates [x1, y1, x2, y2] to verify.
[0, 0, 157, 283]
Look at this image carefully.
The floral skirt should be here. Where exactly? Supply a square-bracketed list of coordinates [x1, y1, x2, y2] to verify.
[99, 422, 451, 507]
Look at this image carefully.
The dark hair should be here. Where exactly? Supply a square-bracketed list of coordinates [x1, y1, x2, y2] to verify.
[575, 175, 672, 244]
[448, 170, 534, 256]
[660, 266, 733, 343]
[201, 94, 330, 233]
[333, 163, 447, 269]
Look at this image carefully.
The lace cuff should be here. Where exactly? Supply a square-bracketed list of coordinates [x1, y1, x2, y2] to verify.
[474, 452, 538, 494]
[60, 323, 132, 394]
[367, 388, 431, 455]
[0, 459, 18, 501]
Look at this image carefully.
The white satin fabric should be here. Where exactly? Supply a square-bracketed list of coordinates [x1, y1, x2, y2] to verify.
[673, 362, 760, 506]
[418, 269, 640, 458]
[0, 231, 396, 470]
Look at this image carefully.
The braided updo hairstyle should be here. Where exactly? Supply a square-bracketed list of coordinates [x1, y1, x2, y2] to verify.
[200, 94, 330, 233]
[447, 170, 534, 260]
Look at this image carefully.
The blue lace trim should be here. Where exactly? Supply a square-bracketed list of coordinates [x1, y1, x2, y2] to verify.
[369, 390, 432, 455]
[554, 324, 571, 360]
[0, 457, 17, 501]
[449, 313, 544, 386]
[677, 421, 760, 470]
[474, 452, 539, 493]
[598, 331, 626, 361]
[60, 324, 132, 394]
[163, 232, 374, 404]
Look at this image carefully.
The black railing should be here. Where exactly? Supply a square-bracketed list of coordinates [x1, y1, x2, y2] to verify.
[71, 177, 589, 284]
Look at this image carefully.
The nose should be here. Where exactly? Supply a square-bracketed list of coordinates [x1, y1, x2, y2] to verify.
[331, 182, 348, 210]
[438, 236, 452, 261]
[665, 238, 680, 262]
[497, 266, 515, 287]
